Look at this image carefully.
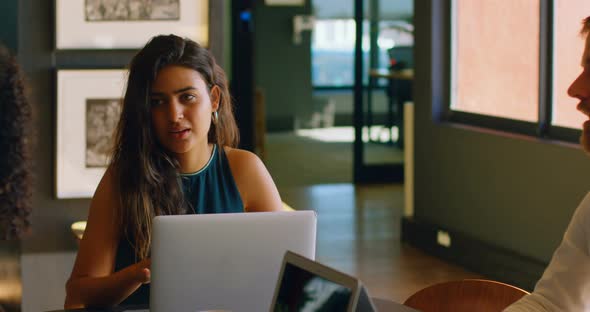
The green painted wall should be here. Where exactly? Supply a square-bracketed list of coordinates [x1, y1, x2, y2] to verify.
[413, 1, 590, 263]
[254, 0, 313, 130]
[223, 0, 231, 80]
[0, 0, 18, 53]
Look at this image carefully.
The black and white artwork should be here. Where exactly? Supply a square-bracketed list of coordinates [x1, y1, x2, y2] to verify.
[56, 69, 127, 198]
[56, 0, 207, 49]
[85, 0, 180, 21]
[85, 99, 121, 168]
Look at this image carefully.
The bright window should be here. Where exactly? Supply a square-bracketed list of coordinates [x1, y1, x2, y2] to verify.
[552, 0, 590, 129]
[451, 0, 540, 122]
[311, 19, 412, 87]
[311, 19, 356, 87]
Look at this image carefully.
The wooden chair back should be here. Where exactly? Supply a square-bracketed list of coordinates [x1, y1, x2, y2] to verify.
[403, 279, 529, 312]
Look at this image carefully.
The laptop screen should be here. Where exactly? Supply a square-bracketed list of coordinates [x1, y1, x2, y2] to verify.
[273, 262, 353, 312]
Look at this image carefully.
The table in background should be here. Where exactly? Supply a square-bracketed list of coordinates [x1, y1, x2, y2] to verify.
[367, 68, 414, 147]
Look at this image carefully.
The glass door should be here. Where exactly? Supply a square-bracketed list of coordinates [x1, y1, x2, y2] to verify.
[353, 0, 413, 183]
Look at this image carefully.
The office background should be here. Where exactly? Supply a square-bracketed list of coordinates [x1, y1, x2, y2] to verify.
[1, 0, 589, 310]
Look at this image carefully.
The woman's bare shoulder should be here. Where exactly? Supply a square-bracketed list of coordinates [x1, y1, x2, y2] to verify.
[223, 146, 282, 212]
[223, 147, 261, 170]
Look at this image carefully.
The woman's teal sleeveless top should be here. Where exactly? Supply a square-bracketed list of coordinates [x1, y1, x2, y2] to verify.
[115, 145, 244, 305]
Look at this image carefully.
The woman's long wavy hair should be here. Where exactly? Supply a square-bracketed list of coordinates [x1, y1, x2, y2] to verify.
[0, 44, 32, 240]
[111, 35, 239, 259]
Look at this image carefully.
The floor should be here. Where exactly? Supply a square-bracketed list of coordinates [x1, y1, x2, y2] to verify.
[280, 184, 482, 303]
[0, 241, 21, 312]
[265, 127, 404, 188]
[267, 130, 482, 303]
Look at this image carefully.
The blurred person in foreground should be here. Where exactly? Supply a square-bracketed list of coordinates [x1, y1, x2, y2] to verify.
[506, 16, 590, 311]
[0, 43, 33, 312]
[0, 44, 32, 240]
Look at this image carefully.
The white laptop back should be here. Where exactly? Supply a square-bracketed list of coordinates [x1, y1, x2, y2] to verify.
[150, 211, 317, 312]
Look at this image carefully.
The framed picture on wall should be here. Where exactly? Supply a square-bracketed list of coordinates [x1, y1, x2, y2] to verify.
[55, 69, 127, 198]
[264, 0, 305, 6]
[55, 0, 209, 49]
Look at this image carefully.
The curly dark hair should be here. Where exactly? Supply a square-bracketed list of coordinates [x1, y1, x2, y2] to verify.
[0, 44, 32, 240]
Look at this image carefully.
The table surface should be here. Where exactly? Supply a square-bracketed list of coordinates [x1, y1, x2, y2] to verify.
[48, 298, 419, 311]
[369, 68, 414, 80]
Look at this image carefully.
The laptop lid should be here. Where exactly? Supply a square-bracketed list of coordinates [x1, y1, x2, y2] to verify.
[269, 251, 375, 312]
[150, 211, 317, 312]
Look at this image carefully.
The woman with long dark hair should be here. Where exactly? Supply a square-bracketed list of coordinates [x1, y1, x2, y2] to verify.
[64, 35, 283, 308]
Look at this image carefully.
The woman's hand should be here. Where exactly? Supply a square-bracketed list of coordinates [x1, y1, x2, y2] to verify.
[133, 258, 151, 284]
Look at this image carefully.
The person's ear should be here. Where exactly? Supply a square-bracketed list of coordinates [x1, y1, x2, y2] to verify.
[211, 85, 220, 112]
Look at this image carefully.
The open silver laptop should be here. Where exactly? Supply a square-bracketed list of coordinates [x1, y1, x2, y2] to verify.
[149, 211, 317, 312]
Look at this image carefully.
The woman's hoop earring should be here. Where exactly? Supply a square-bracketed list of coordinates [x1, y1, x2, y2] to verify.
[212, 111, 219, 124]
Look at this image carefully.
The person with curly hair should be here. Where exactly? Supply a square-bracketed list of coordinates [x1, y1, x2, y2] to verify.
[64, 34, 283, 308]
[0, 44, 32, 241]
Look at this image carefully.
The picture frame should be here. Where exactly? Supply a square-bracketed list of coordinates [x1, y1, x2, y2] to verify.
[55, 0, 209, 49]
[264, 0, 305, 6]
[55, 69, 127, 199]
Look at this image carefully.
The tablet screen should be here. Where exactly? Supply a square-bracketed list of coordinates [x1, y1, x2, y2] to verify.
[273, 262, 353, 312]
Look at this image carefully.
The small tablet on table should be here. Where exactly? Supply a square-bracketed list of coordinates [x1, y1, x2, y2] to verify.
[269, 251, 376, 312]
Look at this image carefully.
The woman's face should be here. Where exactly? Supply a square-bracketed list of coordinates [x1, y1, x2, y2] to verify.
[568, 35, 590, 153]
[149, 65, 219, 156]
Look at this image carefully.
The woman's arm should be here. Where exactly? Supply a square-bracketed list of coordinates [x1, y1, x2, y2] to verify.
[64, 167, 150, 308]
[225, 148, 283, 212]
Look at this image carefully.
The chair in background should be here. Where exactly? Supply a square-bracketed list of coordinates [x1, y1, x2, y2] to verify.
[403, 279, 529, 312]
[387, 45, 413, 148]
